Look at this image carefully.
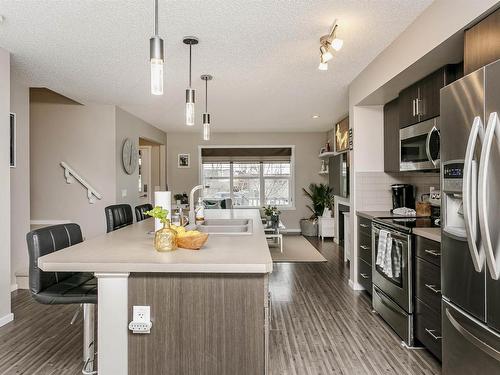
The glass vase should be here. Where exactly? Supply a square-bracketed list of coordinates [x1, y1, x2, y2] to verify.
[154, 220, 177, 252]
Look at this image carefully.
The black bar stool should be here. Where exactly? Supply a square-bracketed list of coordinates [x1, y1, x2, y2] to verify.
[135, 203, 153, 222]
[104, 204, 133, 232]
[26, 223, 97, 374]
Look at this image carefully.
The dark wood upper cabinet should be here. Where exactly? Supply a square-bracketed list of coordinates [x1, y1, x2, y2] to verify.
[464, 8, 500, 75]
[384, 98, 400, 173]
[399, 64, 462, 128]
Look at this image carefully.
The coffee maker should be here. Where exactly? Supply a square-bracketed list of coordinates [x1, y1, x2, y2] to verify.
[391, 184, 415, 211]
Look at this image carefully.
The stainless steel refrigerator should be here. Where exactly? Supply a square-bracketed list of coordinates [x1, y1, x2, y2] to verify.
[441, 58, 500, 374]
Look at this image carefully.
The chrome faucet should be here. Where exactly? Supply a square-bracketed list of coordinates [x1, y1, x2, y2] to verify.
[188, 185, 209, 225]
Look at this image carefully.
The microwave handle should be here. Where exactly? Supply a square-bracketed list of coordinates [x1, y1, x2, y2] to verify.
[425, 126, 440, 167]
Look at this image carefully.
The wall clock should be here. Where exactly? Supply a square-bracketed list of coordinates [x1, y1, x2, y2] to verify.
[122, 138, 138, 175]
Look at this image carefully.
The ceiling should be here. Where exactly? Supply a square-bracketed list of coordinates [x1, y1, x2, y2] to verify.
[0, 0, 433, 133]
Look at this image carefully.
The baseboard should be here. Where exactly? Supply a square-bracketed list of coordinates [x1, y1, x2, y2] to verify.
[282, 228, 301, 234]
[10, 284, 18, 292]
[30, 219, 71, 225]
[348, 279, 366, 291]
[15, 274, 29, 290]
[0, 313, 14, 328]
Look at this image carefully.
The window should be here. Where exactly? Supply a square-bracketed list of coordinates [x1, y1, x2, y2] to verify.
[202, 159, 293, 208]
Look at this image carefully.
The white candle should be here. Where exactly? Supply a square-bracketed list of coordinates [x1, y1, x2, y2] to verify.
[154, 191, 172, 231]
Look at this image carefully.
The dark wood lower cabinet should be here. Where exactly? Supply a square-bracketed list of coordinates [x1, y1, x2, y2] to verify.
[414, 236, 442, 361]
[128, 273, 269, 375]
[357, 215, 373, 295]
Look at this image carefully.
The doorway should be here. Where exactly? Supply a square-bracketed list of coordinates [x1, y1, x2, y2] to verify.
[139, 138, 166, 205]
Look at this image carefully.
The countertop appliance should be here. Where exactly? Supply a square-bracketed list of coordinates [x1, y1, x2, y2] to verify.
[440, 59, 500, 374]
[400, 117, 440, 171]
[391, 184, 415, 210]
[371, 216, 437, 348]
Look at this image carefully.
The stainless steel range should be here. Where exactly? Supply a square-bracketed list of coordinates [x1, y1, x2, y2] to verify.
[371, 217, 439, 347]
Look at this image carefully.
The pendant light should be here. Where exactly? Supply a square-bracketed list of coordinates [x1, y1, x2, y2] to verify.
[150, 0, 164, 95]
[183, 37, 199, 126]
[201, 74, 213, 141]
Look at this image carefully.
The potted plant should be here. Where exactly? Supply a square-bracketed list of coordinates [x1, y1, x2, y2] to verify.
[263, 205, 281, 228]
[300, 183, 334, 236]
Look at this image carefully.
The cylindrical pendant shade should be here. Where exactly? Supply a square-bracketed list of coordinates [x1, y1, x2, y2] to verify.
[154, 191, 172, 231]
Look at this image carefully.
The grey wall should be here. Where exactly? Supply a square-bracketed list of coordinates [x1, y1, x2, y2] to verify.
[115, 107, 167, 209]
[9, 77, 30, 287]
[0, 47, 13, 325]
[166, 132, 325, 230]
[30, 100, 117, 238]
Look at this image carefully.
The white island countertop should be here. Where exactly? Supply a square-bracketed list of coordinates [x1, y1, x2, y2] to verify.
[38, 209, 273, 274]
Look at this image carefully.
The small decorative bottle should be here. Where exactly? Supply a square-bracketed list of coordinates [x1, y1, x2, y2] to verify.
[154, 219, 178, 252]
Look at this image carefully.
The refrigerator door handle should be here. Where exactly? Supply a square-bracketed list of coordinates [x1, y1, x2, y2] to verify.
[478, 112, 500, 280]
[463, 116, 485, 272]
[445, 307, 500, 362]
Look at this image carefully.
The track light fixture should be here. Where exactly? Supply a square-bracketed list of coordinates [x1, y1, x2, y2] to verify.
[201, 74, 213, 141]
[183, 37, 199, 126]
[150, 0, 164, 95]
[318, 19, 343, 71]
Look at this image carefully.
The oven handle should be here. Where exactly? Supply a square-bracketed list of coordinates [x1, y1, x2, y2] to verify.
[425, 126, 440, 168]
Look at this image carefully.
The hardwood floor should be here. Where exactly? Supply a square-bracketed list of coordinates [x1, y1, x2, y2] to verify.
[1, 238, 440, 375]
[269, 237, 441, 375]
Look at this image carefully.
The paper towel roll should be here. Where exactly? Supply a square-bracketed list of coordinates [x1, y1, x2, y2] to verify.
[154, 191, 172, 231]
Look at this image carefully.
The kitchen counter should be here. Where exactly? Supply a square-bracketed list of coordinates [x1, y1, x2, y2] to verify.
[356, 210, 406, 220]
[413, 227, 441, 243]
[38, 209, 273, 274]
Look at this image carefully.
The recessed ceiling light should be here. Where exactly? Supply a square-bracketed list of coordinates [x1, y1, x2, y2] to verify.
[312, 115, 320, 119]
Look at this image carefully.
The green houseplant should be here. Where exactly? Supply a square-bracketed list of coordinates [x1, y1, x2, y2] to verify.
[300, 183, 334, 236]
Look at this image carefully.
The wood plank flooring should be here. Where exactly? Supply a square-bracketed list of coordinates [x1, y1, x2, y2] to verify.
[269, 237, 441, 375]
[1, 238, 440, 375]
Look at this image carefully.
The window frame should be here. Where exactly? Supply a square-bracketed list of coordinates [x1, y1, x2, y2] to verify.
[199, 145, 295, 210]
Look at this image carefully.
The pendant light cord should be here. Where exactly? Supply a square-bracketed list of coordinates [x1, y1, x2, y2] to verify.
[189, 44, 192, 88]
[154, 0, 158, 35]
[205, 78, 208, 111]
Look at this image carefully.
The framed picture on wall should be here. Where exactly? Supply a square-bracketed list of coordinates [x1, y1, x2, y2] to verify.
[178, 153, 190, 168]
[334, 117, 349, 153]
[10, 113, 16, 168]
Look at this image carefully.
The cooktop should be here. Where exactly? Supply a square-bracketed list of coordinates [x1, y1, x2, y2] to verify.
[373, 216, 440, 234]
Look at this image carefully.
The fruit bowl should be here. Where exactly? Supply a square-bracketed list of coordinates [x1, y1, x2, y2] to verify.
[176, 232, 209, 250]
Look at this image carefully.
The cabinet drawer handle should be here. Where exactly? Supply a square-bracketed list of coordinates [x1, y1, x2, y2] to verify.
[425, 328, 442, 341]
[425, 284, 441, 294]
[360, 245, 370, 250]
[360, 273, 369, 279]
[424, 249, 441, 257]
[360, 224, 369, 228]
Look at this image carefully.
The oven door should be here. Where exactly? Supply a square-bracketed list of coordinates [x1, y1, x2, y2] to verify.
[400, 118, 440, 171]
[372, 223, 412, 313]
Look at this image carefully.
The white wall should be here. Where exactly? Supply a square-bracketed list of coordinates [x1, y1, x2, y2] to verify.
[9, 77, 30, 288]
[30, 100, 117, 238]
[0, 47, 13, 326]
[166, 132, 326, 230]
[115, 107, 167, 209]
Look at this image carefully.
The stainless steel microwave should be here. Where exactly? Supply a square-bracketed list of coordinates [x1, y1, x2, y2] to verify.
[400, 117, 440, 171]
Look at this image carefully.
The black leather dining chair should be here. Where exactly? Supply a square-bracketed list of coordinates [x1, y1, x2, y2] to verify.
[105, 204, 133, 232]
[135, 203, 153, 222]
[26, 223, 97, 373]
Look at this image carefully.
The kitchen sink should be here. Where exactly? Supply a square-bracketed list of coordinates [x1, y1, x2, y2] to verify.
[195, 219, 253, 235]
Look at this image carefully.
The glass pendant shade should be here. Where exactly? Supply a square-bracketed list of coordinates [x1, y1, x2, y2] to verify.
[203, 113, 211, 141]
[185, 88, 195, 126]
[318, 62, 328, 71]
[151, 58, 164, 95]
[320, 45, 333, 62]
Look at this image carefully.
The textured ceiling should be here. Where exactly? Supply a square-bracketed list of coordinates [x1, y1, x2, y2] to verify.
[0, 0, 432, 133]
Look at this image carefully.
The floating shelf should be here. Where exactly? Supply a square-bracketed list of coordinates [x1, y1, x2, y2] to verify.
[318, 152, 335, 159]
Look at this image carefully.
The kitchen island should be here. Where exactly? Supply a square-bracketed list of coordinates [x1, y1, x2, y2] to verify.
[38, 209, 273, 375]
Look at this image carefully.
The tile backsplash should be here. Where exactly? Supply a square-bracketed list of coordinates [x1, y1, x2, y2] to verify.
[355, 171, 439, 211]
